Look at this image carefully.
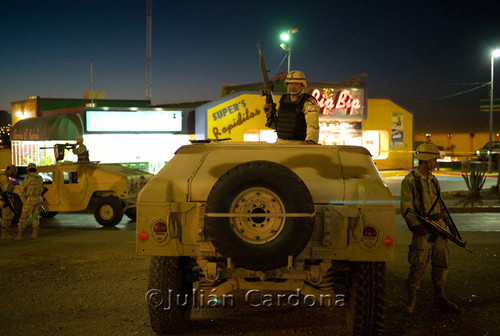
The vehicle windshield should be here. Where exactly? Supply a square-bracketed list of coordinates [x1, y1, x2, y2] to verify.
[482, 142, 500, 149]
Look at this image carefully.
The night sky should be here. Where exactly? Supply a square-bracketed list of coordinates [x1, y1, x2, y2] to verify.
[1, 0, 499, 133]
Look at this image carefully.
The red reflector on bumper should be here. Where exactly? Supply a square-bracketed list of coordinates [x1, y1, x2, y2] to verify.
[138, 231, 148, 241]
[384, 237, 394, 247]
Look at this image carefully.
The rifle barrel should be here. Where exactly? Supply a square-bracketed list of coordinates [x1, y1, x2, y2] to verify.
[405, 208, 472, 253]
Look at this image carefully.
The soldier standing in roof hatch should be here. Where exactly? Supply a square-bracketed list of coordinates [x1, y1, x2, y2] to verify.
[263, 70, 319, 144]
[400, 142, 462, 314]
[72, 136, 89, 162]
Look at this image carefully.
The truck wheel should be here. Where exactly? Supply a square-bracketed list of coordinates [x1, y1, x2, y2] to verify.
[346, 262, 386, 336]
[205, 160, 315, 271]
[125, 207, 136, 221]
[148, 256, 194, 334]
[94, 196, 124, 226]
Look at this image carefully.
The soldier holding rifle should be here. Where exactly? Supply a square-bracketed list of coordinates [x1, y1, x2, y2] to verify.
[72, 136, 89, 162]
[257, 45, 319, 144]
[400, 143, 463, 314]
[0, 164, 18, 240]
[263, 71, 319, 144]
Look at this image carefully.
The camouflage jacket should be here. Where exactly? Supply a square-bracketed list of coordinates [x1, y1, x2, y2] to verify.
[400, 168, 451, 229]
[19, 172, 43, 204]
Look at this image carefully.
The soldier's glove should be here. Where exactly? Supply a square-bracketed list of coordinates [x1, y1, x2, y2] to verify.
[304, 140, 316, 145]
[263, 103, 272, 117]
[260, 88, 272, 97]
[414, 224, 428, 236]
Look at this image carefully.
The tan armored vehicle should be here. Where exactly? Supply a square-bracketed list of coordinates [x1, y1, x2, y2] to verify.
[136, 141, 395, 335]
[36, 162, 152, 226]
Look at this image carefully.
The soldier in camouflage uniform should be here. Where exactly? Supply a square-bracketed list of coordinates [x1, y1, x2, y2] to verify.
[72, 136, 89, 162]
[0, 164, 18, 240]
[264, 70, 319, 144]
[400, 143, 461, 314]
[16, 163, 44, 240]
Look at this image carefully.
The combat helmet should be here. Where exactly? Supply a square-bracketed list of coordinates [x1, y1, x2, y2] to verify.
[285, 70, 307, 87]
[6, 164, 17, 176]
[27, 163, 37, 172]
[415, 143, 440, 161]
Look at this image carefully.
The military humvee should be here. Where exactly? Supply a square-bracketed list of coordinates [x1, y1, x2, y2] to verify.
[136, 141, 395, 335]
[35, 162, 153, 226]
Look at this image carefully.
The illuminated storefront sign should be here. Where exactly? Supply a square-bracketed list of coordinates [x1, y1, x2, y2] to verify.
[319, 121, 362, 146]
[206, 94, 269, 141]
[309, 84, 365, 121]
[85, 110, 183, 132]
[312, 88, 361, 115]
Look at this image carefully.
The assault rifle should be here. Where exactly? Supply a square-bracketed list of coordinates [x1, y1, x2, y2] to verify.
[405, 208, 472, 253]
[40, 143, 74, 150]
[41, 143, 75, 161]
[257, 44, 277, 128]
[1, 190, 19, 218]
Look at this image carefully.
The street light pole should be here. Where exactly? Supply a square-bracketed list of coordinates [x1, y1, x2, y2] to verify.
[280, 28, 298, 73]
[489, 49, 500, 173]
[288, 39, 292, 73]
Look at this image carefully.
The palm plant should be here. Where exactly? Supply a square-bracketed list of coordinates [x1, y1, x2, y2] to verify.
[460, 164, 486, 206]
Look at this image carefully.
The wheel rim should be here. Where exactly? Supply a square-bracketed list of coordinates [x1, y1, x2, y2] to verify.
[99, 204, 114, 221]
[229, 187, 286, 244]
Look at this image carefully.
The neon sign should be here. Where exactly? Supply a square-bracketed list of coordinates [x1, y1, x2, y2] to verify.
[311, 88, 361, 116]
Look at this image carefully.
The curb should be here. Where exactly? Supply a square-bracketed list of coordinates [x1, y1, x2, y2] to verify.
[379, 169, 499, 179]
[395, 206, 500, 214]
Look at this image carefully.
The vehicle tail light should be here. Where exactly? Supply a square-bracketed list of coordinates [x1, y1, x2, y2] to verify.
[362, 226, 377, 237]
[152, 221, 169, 242]
[153, 222, 168, 233]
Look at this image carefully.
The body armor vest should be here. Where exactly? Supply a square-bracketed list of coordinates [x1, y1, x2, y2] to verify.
[276, 93, 312, 140]
[77, 150, 89, 162]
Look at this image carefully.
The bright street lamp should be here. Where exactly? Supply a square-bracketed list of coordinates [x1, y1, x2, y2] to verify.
[280, 28, 298, 73]
[488, 48, 500, 173]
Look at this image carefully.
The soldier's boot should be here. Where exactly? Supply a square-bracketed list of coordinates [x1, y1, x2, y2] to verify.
[434, 286, 463, 313]
[30, 229, 38, 240]
[403, 289, 417, 314]
[14, 228, 24, 241]
[1, 228, 12, 240]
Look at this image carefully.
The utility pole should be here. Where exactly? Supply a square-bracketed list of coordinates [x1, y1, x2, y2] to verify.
[90, 59, 94, 107]
[146, 0, 152, 102]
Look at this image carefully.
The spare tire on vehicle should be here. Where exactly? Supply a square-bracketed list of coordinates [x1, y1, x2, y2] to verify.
[205, 160, 315, 271]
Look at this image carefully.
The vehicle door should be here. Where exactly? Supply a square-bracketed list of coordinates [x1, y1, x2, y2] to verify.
[59, 165, 87, 208]
[39, 168, 59, 206]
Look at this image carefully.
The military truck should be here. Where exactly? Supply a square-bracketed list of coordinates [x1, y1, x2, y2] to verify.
[136, 141, 396, 335]
[35, 162, 153, 226]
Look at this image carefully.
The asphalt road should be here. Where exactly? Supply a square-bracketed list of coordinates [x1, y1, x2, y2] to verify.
[3, 213, 499, 336]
